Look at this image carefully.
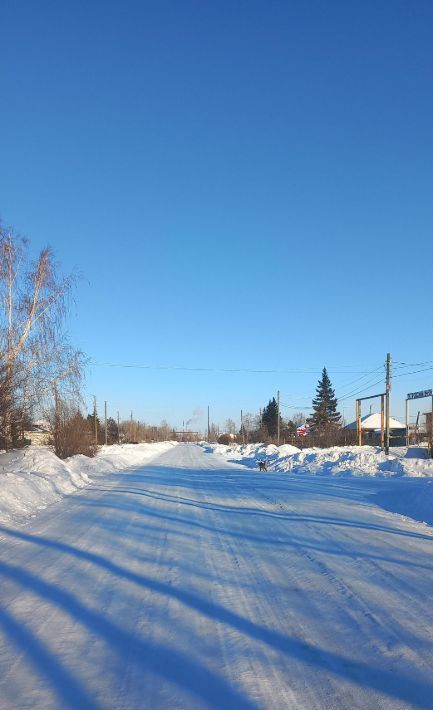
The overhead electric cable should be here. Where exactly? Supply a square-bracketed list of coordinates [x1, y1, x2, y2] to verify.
[280, 403, 311, 410]
[89, 360, 376, 375]
[335, 365, 384, 397]
[338, 377, 385, 402]
[393, 360, 433, 368]
[391, 365, 433, 379]
[336, 372, 385, 400]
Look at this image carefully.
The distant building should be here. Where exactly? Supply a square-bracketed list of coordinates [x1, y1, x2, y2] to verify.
[424, 412, 432, 436]
[345, 413, 406, 446]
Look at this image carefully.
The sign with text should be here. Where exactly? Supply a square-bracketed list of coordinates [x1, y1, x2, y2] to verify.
[407, 389, 433, 400]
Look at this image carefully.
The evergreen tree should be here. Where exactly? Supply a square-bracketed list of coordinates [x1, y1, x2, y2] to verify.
[86, 412, 102, 443]
[106, 417, 119, 444]
[310, 367, 341, 431]
[283, 419, 297, 436]
[262, 397, 281, 439]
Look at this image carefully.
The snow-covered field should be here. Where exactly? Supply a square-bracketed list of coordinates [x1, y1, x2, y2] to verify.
[1, 443, 433, 708]
[0, 442, 177, 525]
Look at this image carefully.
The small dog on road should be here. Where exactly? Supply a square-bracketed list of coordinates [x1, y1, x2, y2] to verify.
[259, 461, 268, 472]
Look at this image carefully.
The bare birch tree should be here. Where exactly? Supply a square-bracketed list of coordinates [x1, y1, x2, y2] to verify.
[0, 225, 84, 448]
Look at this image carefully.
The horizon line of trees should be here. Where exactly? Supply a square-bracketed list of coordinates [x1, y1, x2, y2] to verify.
[216, 368, 355, 448]
[47, 409, 181, 459]
[47, 366, 351, 456]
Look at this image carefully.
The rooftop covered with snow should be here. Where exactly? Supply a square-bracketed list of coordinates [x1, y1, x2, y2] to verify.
[345, 412, 405, 430]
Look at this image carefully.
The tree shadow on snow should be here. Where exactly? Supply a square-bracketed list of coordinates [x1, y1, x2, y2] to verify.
[1, 526, 433, 707]
[0, 557, 257, 709]
[0, 606, 99, 710]
[85, 472, 433, 544]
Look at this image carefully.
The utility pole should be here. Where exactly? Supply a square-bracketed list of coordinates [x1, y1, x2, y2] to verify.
[93, 395, 98, 447]
[385, 353, 391, 455]
[277, 390, 280, 446]
[428, 396, 433, 458]
[207, 405, 210, 442]
[117, 411, 120, 444]
[53, 381, 60, 452]
[104, 401, 107, 445]
[130, 411, 133, 442]
[356, 399, 362, 446]
[241, 409, 245, 445]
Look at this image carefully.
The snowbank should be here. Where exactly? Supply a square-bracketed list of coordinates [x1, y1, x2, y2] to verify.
[280, 446, 433, 478]
[201, 442, 433, 527]
[199, 442, 300, 471]
[202, 442, 433, 478]
[66, 442, 177, 478]
[0, 442, 176, 525]
[374, 478, 433, 527]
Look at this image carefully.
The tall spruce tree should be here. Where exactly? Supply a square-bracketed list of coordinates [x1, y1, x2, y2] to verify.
[87, 412, 102, 444]
[262, 397, 281, 439]
[310, 367, 341, 431]
[106, 417, 119, 444]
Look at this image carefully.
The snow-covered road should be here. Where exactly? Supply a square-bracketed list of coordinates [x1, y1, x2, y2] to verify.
[1, 444, 433, 709]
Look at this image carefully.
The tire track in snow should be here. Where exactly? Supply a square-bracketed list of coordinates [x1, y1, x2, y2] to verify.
[240, 475, 433, 707]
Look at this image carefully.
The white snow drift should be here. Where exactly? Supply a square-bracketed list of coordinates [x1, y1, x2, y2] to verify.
[3, 440, 433, 529]
[201, 442, 433, 527]
[203, 441, 433, 477]
[0, 442, 176, 525]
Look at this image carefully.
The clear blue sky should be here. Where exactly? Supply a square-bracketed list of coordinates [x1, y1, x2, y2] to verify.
[1, 0, 432, 431]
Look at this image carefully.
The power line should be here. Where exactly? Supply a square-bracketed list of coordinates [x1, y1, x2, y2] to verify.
[278, 365, 384, 412]
[335, 365, 384, 398]
[336, 372, 385, 401]
[89, 360, 377, 375]
[281, 376, 386, 412]
[393, 360, 433, 368]
[338, 377, 385, 403]
[88, 357, 432, 408]
[280, 403, 311, 410]
[391, 364, 433, 379]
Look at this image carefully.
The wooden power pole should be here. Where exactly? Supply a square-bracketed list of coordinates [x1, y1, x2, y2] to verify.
[104, 401, 107, 445]
[385, 353, 391, 455]
[356, 399, 362, 446]
[277, 390, 280, 446]
[93, 395, 98, 447]
[53, 381, 60, 452]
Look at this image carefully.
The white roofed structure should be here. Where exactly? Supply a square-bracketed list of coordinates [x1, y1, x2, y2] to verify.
[346, 413, 405, 431]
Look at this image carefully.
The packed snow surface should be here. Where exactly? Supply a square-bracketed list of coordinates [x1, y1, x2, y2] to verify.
[1, 444, 433, 708]
[0, 442, 176, 525]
